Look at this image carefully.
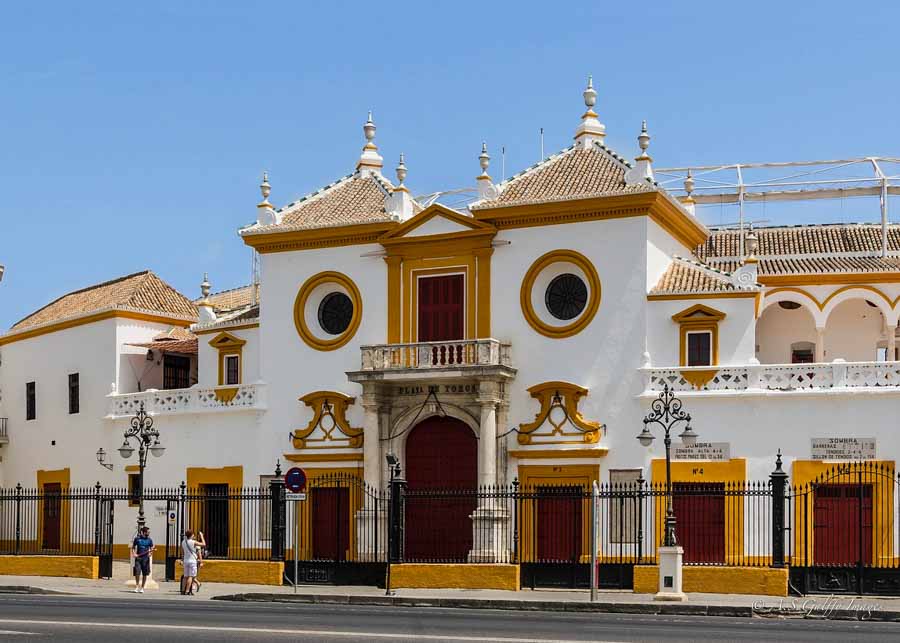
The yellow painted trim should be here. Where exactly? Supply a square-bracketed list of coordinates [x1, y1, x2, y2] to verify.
[283, 452, 364, 463]
[474, 247, 493, 338]
[124, 465, 140, 472]
[0, 311, 194, 346]
[517, 381, 602, 445]
[0, 555, 99, 579]
[385, 256, 402, 344]
[293, 271, 363, 351]
[679, 369, 719, 389]
[390, 564, 519, 591]
[193, 322, 259, 335]
[473, 191, 708, 249]
[650, 458, 746, 561]
[520, 249, 601, 339]
[647, 291, 758, 301]
[508, 447, 609, 459]
[185, 466, 243, 559]
[820, 283, 893, 310]
[789, 460, 895, 567]
[213, 387, 239, 404]
[760, 272, 900, 286]
[291, 391, 363, 449]
[209, 331, 246, 386]
[176, 559, 283, 586]
[379, 203, 496, 240]
[633, 565, 787, 596]
[672, 303, 725, 367]
[242, 221, 397, 254]
[36, 468, 71, 551]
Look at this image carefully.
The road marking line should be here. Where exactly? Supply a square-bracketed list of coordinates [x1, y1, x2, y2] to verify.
[0, 619, 621, 642]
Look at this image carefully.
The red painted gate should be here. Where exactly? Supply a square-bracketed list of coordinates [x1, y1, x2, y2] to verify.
[814, 484, 873, 565]
[404, 416, 477, 561]
[417, 274, 464, 342]
[673, 483, 726, 564]
[312, 487, 350, 561]
[536, 486, 583, 561]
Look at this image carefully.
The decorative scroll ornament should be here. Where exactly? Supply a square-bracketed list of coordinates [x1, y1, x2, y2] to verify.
[290, 391, 363, 449]
[517, 381, 604, 445]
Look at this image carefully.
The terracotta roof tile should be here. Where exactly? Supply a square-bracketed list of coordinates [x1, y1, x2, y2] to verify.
[12, 271, 197, 330]
[471, 144, 650, 210]
[198, 285, 255, 314]
[650, 259, 749, 295]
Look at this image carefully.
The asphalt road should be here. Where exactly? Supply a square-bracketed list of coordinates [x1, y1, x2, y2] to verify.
[0, 595, 897, 642]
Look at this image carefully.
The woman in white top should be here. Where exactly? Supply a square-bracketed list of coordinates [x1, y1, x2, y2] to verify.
[181, 528, 206, 595]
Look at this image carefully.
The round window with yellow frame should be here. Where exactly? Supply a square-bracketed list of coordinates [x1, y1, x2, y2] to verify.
[520, 249, 601, 338]
[293, 271, 362, 351]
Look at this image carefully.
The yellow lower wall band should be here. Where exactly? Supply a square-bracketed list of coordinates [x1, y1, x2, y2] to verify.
[633, 565, 788, 597]
[0, 555, 98, 579]
[390, 564, 520, 591]
[175, 559, 284, 586]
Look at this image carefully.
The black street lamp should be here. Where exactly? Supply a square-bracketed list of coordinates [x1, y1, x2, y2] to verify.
[637, 385, 697, 547]
[119, 402, 165, 530]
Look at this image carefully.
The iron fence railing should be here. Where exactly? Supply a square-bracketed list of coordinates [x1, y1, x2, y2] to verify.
[0, 418, 7, 440]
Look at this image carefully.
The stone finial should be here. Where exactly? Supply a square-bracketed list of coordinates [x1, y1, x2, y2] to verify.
[476, 142, 499, 200]
[255, 171, 281, 226]
[624, 121, 654, 185]
[386, 153, 414, 221]
[395, 153, 408, 189]
[478, 142, 491, 178]
[260, 172, 271, 203]
[198, 273, 217, 323]
[745, 224, 760, 264]
[200, 273, 211, 300]
[684, 169, 695, 196]
[574, 75, 606, 148]
[357, 111, 384, 176]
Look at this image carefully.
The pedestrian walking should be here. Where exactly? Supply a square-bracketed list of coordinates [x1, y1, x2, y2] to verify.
[181, 528, 206, 595]
[132, 526, 155, 593]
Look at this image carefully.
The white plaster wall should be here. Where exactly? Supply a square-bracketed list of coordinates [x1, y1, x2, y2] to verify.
[405, 217, 471, 237]
[755, 304, 818, 364]
[646, 219, 694, 292]
[196, 326, 260, 386]
[824, 299, 884, 362]
[645, 297, 757, 367]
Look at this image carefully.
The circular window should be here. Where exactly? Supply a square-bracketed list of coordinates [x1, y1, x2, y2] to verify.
[545, 273, 588, 320]
[293, 271, 362, 351]
[520, 249, 601, 339]
[317, 292, 354, 335]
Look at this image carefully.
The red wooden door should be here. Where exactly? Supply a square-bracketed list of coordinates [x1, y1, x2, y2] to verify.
[42, 483, 62, 550]
[814, 484, 873, 565]
[417, 274, 465, 342]
[312, 487, 350, 561]
[405, 417, 477, 561]
[536, 487, 583, 562]
[672, 483, 725, 564]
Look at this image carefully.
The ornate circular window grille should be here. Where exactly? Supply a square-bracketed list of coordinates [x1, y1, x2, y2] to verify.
[317, 292, 354, 335]
[545, 273, 588, 320]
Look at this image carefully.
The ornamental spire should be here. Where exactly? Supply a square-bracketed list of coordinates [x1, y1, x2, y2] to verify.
[476, 141, 500, 201]
[624, 120, 654, 184]
[198, 273, 216, 323]
[574, 75, 606, 148]
[357, 111, 384, 176]
[395, 153, 408, 190]
[682, 169, 696, 216]
[478, 141, 491, 179]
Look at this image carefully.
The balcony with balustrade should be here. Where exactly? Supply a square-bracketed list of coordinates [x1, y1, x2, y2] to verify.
[105, 383, 267, 418]
[642, 360, 900, 396]
[348, 338, 515, 383]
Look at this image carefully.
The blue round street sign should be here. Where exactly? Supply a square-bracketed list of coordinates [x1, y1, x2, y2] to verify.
[284, 467, 307, 493]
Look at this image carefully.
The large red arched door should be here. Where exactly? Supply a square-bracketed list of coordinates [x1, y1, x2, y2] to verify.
[404, 416, 477, 561]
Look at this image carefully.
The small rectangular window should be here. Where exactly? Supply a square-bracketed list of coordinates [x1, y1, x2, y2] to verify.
[68, 373, 80, 414]
[163, 354, 191, 390]
[128, 473, 141, 507]
[686, 331, 712, 367]
[26, 382, 36, 421]
[225, 355, 240, 385]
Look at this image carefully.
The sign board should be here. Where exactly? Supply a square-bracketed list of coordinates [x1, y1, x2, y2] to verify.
[285, 492, 307, 501]
[284, 467, 307, 493]
[167, 509, 177, 526]
[672, 442, 731, 461]
[811, 437, 876, 461]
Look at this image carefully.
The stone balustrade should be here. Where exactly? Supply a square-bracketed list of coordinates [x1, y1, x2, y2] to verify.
[643, 360, 900, 394]
[106, 383, 266, 418]
[359, 339, 512, 372]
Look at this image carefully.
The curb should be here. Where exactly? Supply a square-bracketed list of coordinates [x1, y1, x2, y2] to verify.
[212, 593, 900, 622]
[0, 585, 72, 596]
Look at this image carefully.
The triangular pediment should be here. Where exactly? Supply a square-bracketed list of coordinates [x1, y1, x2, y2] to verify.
[380, 203, 495, 243]
[671, 303, 727, 323]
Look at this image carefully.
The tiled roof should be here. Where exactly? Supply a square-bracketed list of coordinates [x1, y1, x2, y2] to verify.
[246, 172, 400, 233]
[197, 285, 254, 314]
[471, 143, 651, 210]
[152, 326, 196, 341]
[650, 258, 753, 296]
[697, 223, 900, 276]
[127, 336, 198, 355]
[12, 271, 197, 330]
[229, 304, 260, 323]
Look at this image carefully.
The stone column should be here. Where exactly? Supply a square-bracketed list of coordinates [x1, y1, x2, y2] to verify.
[357, 383, 385, 560]
[815, 327, 826, 362]
[889, 325, 897, 361]
[470, 380, 509, 563]
[361, 386, 381, 491]
[495, 403, 510, 486]
[478, 397, 497, 488]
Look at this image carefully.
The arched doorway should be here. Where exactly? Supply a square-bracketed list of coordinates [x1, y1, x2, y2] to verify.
[404, 416, 477, 560]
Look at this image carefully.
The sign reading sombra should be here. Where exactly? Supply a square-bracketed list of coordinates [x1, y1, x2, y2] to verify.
[672, 442, 730, 461]
[811, 437, 876, 461]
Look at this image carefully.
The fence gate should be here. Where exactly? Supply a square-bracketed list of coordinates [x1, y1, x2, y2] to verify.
[97, 497, 114, 579]
[164, 496, 182, 582]
[788, 461, 900, 595]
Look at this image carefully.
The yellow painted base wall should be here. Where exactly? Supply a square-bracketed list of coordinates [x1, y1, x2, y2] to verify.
[390, 564, 519, 591]
[633, 565, 788, 597]
[0, 555, 98, 579]
[176, 560, 283, 586]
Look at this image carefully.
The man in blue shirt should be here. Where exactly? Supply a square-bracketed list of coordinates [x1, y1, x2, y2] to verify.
[132, 526, 155, 593]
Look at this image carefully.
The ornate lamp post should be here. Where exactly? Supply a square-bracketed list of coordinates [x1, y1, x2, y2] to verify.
[637, 384, 697, 547]
[118, 402, 165, 530]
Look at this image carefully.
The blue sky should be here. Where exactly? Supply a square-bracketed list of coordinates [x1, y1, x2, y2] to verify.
[1, 1, 898, 328]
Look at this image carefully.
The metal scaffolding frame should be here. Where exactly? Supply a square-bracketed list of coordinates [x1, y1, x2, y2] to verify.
[656, 157, 900, 257]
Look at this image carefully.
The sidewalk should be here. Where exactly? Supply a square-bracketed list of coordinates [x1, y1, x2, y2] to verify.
[0, 562, 898, 622]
